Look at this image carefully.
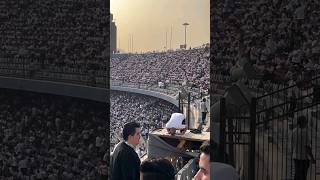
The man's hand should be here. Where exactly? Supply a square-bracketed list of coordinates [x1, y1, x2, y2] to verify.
[180, 128, 186, 135]
[306, 146, 315, 164]
[167, 128, 176, 135]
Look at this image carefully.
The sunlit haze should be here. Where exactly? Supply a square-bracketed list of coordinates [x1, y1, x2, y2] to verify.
[111, 0, 210, 53]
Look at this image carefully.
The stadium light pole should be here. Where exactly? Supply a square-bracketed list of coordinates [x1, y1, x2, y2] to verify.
[182, 23, 189, 49]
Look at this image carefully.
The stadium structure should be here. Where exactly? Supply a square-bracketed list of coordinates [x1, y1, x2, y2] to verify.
[0, 0, 108, 179]
[211, 0, 320, 179]
[0, 0, 210, 178]
[111, 43, 210, 179]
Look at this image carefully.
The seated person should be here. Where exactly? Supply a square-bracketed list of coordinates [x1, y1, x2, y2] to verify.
[165, 113, 186, 135]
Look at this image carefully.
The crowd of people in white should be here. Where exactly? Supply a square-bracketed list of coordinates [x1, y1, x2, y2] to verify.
[110, 91, 180, 157]
[0, 0, 214, 179]
[0, 89, 107, 180]
[111, 46, 210, 92]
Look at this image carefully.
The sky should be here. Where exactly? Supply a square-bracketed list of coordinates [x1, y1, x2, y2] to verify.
[111, 0, 210, 53]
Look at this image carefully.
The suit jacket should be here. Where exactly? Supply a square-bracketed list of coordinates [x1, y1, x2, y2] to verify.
[110, 141, 140, 180]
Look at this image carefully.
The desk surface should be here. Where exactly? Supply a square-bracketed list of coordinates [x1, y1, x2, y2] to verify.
[150, 128, 210, 142]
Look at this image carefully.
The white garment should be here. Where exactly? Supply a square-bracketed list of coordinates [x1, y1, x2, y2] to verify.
[292, 128, 311, 160]
[125, 141, 136, 150]
[200, 101, 208, 113]
[165, 113, 186, 129]
[211, 162, 239, 180]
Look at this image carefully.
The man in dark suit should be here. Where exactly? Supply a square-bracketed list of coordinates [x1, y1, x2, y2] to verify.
[110, 122, 141, 180]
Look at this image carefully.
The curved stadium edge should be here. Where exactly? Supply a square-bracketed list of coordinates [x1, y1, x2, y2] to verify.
[0, 75, 107, 103]
[0, 75, 201, 129]
[111, 85, 179, 107]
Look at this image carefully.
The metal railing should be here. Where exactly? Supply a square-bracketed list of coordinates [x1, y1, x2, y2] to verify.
[111, 80, 208, 102]
[175, 158, 198, 180]
[220, 76, 320, 180]
[111, 80, 179, 96]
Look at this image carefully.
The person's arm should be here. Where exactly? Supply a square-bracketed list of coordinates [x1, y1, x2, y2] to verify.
[306, 132, 316, 163]
[306, 146, 316, 163]
[205, 103, 209, 113]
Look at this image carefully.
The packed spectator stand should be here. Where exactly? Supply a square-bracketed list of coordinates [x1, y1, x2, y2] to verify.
[110, 91, 180, 157]
[111, 46, 210, 97]
[0, 0, 108, 88]
[0, 1, 213, 179]
[0, 89, 107, 179]
[211, 0, 320, 96]
[211, 0, 320, 178]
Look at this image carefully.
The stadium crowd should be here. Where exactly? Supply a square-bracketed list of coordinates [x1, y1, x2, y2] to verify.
[0, 0, 214, 179]
[110, 91, 180, 157]
[111, 46, 210, 92]
[0, 0, 107, 87]
[0, 89, 107, 179]
[212, 0, 320, 92]
[210, 1, 320, 178]
[0, 1, 211, 95]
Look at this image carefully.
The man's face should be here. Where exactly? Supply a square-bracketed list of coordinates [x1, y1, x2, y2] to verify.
[129, 128, 141, 146]
[194, 153, 210, 180]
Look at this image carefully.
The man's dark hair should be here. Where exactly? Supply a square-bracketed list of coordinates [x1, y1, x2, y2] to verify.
[140, 158, 175, 180]
[200, 141, 210, 156]
[122, 122, 140, 141]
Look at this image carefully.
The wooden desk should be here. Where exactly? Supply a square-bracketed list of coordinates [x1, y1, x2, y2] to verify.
[150, 128, 210, 142]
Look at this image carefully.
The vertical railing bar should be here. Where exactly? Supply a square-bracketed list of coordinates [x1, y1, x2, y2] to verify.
[219, 97, 226, 163]
[249, 97, 256, 180]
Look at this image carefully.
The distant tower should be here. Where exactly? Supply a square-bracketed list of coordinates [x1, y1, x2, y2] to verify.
[110, 14, 117, 54]
[182, 23, 189, 49]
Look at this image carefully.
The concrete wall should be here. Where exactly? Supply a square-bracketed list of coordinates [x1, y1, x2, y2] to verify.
[111, 85, 179, 107]
[110, 85, 202, 129]
[0, 76, 107, 103]
[0, 76, 178, 107]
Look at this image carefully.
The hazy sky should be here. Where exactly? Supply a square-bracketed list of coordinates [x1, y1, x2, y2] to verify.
[111, 0, 210, 53]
